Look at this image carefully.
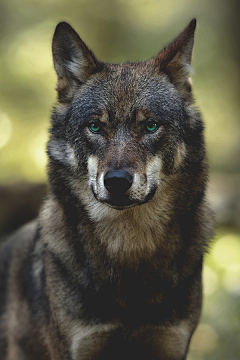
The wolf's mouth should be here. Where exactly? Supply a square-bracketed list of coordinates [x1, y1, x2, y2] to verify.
[103, 195, 137, 209]
[91, 189, 135, 209]
[91, 186, 157, 210]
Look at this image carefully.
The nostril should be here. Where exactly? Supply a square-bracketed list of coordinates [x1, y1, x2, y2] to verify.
[104, 170, 133, 195]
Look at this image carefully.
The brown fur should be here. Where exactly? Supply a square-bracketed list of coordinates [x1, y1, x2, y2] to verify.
[0, 19, 213, 360]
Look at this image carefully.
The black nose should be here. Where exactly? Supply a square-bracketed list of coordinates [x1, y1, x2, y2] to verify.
[104, 170, 133, 195]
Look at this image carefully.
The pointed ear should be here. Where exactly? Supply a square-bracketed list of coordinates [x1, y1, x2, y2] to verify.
[156, 19, 197, 101]
[52, 22, 103, 103]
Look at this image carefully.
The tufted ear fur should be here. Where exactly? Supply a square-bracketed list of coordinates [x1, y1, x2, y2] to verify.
[52, 22, 103, 103]
[156, 19, 197, 102]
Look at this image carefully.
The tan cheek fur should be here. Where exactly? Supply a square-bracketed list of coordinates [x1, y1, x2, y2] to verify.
[66, 144, 78, 169]
[146, 156, 162, 193]
[174, 142, 186, 169]
[48, 140, 78, 169]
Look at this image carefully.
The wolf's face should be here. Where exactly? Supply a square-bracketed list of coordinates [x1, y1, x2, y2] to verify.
[67, 68, 187, 209]
[48, 20, 204, 212]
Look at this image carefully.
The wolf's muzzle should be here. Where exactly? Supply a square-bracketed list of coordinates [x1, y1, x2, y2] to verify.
[104, 169, 133, 195]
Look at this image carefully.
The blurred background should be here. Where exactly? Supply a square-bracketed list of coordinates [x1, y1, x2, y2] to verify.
[0, 0, 239, 358]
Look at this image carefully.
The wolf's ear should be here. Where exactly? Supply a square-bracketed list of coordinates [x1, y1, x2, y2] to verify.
[52, 22, 102, 103]
[156, 19, 197, 101]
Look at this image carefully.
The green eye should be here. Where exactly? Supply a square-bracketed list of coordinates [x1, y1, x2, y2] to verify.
[145, 120, 158, 133]
[89, 121, 101, 133]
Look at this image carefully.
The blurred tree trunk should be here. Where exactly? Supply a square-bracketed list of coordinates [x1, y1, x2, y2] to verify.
[0, 182, 47, 238]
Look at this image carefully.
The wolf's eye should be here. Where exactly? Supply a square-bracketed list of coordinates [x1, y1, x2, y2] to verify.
[145, 120, 159, 133]
[89, 121, 102, 134]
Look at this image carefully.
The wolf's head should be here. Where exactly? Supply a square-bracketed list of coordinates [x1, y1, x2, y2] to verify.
[48, 20, 206, 215]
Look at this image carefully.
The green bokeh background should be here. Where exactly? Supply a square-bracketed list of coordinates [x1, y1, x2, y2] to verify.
[0, 0, 239, 359]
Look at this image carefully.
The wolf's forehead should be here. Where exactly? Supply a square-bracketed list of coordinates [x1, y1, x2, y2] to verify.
[105, 66, 162, 113]
[105, 66, 180, 120]
[109, 64, 154, 94]
[72, 64, 179, 123]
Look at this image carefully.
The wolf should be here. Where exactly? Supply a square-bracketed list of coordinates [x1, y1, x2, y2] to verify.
[0, 19, 213, 360]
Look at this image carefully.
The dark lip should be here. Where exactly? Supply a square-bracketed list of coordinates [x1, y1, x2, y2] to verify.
[105, 203, 137, 210]
[103, 194, 137, 209]
[92, 187, 157, 211]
